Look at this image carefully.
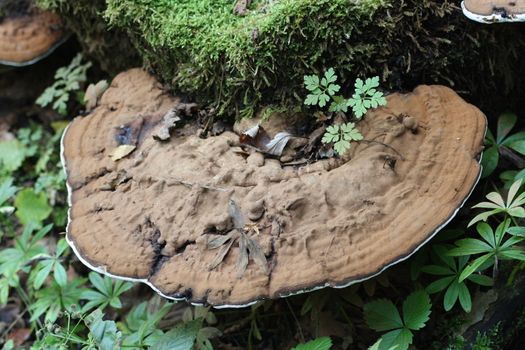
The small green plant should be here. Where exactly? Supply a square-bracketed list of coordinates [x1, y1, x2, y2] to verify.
[30, 238, 69, 289]
[304, 68, 341, 108]
[481, 112, 525, 178]
[468, 179, 525, 226]
[80, 272, 134, 312]
[364, 290, 431, 350]
[449, 219, 525, 281]
[421, 245, 492, 312]
[347, 77, 387, 119]
[36, 53, 92, 115]
[321, 122, 364, 155]
[303, 68, 387, 156]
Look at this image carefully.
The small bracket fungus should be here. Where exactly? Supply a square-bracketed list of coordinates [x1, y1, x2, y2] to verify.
[462, 0, 525, 23]
[61, 69, 486, 307]
[0, 9, 67, 66]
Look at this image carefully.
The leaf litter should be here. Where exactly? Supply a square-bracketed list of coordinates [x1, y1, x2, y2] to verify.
[207, 199, 269, 278]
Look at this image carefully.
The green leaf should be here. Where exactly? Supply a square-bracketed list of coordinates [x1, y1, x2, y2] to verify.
[502, 131, 525, 146]
[498, 249, 525, 261]
[467, 274, 493, 286]
[378, 329, 413, 350]
[54, 262, 68, 287]
[476, 222, 495, 247]
[496, 113, 518, 144]
[443, 280, 460, 311]
[14, 188, 52, 226]
[480, 145, 499, 178]
[85, 309, 122, 350]
[420, 265, 453, 276]
[318, 93, 330, 107]
[364, 299, 403, 332]
[402, 291, 431, 330]
[0, 178, 17, 206]
[323, 68, 337, 84]
[457, 282, 472, 312]
[458, 254, 493, 282]
[426, 276, 455, 294]
[327, 84, 340, 96]
[304, 75, 320, 91]
[507, 226, 525, 237]
[305, 94, 319, 106]
[292, 337, 333, 350]
[0, 140, 27, 172]
[497, 112, 517, 144]
[334, 140, 351, 155]
[89, 272, 108, 295]
[33, 261, 54, 289]
[151, 319, 202, 350]
[509, 141, 525, 156]
[448, 239, 492, 256]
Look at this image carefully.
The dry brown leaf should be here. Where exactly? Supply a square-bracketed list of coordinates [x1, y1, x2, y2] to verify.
[208, 238, 235, 271]
[236, 233, 249, 278]
[110, 145, 136, 161]
[228, 199, 245, 229]
[207, 231, 235, 249]
[246, 236, 269, 275]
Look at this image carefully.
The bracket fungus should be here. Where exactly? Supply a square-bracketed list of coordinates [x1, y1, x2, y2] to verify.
[462, 0, 525, 23]
[61, 69, 486, 307]
[0, 9, 67, 66]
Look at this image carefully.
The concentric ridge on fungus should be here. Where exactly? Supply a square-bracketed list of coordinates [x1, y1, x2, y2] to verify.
[61, 69, 486, 307]
[0, 10, 67, 66]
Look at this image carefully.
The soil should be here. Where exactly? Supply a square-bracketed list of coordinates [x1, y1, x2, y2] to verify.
[0, 10, 66, 65]
[61, 68, 486, 307]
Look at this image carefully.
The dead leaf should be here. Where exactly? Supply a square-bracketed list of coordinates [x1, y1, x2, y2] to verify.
[240, 125, 292, 156]
[84, 80, 109, 111]
[208, 238, 235, 271]
[207, 231, 235, 249]
[110, 145, 136, 161]
[265, 132, 291, 156]
[153, 108, 181, 141]
[228, 199, 245, 229]
[236, 233, 249, 278]
[246, 236, 269, 275]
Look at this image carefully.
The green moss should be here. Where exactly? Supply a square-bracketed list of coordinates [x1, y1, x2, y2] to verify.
[38, 0, 525, 119]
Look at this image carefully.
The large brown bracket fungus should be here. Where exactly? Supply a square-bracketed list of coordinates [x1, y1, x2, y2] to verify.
[61, 69, 486, 307]
[462, 0, 525, 23]
[0, 9, 67, 66]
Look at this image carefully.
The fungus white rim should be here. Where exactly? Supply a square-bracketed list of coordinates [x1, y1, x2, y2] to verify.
[60, 117, 485, 309]
[461, 1, 525, 23]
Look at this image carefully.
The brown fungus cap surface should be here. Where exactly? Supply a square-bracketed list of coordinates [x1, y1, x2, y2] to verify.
[462, 0, 525, 22]
[0, 10, 66, 66]
[61, 69, 486, 307]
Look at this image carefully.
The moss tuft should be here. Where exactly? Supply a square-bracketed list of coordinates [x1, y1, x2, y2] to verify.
[39, 0, 525, 119]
